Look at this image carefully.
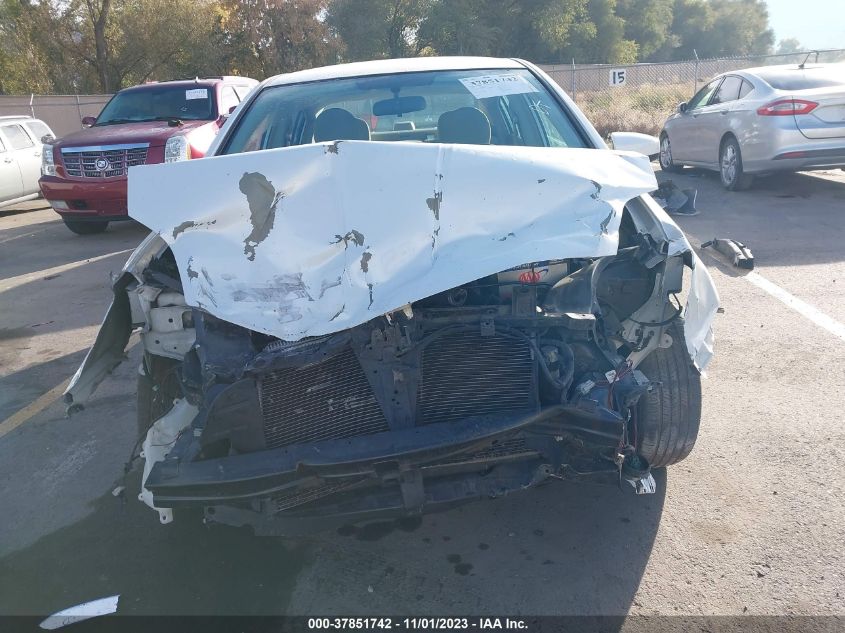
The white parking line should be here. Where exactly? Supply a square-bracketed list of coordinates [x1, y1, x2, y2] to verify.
[744, 271, 845, 343]
[0, 249, 133, 292]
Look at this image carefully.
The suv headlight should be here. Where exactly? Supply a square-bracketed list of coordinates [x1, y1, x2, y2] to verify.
[41, 144, 56, 176]
[164, 135, 191, 163]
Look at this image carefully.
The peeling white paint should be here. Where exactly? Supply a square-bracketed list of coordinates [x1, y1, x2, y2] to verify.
[129, 141, 657, 342]
[40, 595, 119, 629]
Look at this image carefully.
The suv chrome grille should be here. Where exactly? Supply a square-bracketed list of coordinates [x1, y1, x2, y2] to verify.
[61, 144, 149, 178]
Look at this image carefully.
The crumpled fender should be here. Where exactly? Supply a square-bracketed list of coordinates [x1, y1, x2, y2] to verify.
[632, 194, 720, 371]
[63, 233, 168, 413]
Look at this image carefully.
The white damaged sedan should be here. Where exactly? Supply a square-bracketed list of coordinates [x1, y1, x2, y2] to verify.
[65, 57, 719, 533]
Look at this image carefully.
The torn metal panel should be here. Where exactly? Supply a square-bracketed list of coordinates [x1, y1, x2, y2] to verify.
[625, 194, 719, 370]
[63, 286, 132, 413]
[129, 141, 656, 342]
[683, 250, 719, 371]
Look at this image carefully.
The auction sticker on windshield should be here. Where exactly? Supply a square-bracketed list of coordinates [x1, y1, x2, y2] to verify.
[185, 88, 208, 100]
[459, 74, 538, 99]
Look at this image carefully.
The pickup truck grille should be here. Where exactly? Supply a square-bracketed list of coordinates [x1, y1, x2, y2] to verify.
[61, 144, 149, 178]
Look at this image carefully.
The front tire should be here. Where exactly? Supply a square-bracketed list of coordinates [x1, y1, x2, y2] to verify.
[635, 322, 702, 467]
[659, 133, 684, 173]
[64, 219, 109, 235]
[719, 137, 754, 191]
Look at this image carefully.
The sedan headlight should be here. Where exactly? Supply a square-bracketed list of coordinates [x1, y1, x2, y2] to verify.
[164, 135, 191, 163]
[41, 144, 57, 176]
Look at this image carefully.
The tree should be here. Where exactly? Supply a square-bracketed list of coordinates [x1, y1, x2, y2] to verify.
[563, 0, 639, 63]
[776, 38, 802, 55]
[0, 0, 75, 93]
[416, 0, 498, 56]
[616, 0, 674, 59]
[653, 0, 773, 60]
[326, 0, 431, 60]
[83, 0, 113, 91]
[418, 0, 596, 62]
[219, 0, 341, 77]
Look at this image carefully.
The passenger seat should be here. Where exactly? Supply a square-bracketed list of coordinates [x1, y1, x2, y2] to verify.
[314, 108, 371, 142]
[437, 107, 491, 145]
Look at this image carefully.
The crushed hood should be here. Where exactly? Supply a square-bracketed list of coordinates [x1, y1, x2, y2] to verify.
[128, 141, 657, 341]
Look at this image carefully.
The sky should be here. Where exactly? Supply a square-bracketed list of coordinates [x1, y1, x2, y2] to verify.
[765, 0, 845, 49]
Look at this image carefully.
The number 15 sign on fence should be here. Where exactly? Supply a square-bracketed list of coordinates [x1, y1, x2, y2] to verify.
[609, 69, 627, 86]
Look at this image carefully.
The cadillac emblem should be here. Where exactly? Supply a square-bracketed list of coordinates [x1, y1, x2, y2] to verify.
[95, 157, 110, 171]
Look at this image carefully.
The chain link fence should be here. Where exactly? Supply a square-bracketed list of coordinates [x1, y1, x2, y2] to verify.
[540, 49, 845, 138]
[2, 49, 844, 141]
[0, 94, 112, 138]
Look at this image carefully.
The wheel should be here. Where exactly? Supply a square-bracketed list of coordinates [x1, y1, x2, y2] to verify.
[635, 322, 702, 467]
[659, 133, 684, 173]
[64, 219, 109, 234]
[719, 137, 754, 191]
[137, 354, 181, 439]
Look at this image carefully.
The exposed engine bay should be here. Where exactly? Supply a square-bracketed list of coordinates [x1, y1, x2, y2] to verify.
[64, 141, 718, 533]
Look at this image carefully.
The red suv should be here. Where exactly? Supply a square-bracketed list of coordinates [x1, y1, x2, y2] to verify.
[40, 76, 258, 234]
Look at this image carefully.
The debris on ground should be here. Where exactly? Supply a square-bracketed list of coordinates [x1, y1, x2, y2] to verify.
[653, 180, 699, 216]
[701, 238, 755, 270]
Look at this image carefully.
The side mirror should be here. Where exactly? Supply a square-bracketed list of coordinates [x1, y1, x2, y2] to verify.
[81, 116, 96, 127]
[217, 105, 238, 126]
[609, 132, 660, 159]
[678, 102, 688, 114]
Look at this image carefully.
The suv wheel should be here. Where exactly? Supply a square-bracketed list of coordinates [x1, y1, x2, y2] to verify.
[635, 322, 702, 467]
[719, 137, 754, 191]
[64, 219, 109, 235]
[659, 133, 683, 173]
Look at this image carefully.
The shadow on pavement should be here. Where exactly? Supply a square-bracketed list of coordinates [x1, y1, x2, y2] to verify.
[656, 168, 845, 267]
[0, 467, 665, 619]
[0, 218, 147, 282]
[0, 203, 52, 218]
[0, 348, 87, 420]
[0, 469, 310, 616]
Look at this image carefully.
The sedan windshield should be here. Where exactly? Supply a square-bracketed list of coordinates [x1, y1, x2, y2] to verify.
[222, 68, 587, 154]
[96, 85, 216, 125]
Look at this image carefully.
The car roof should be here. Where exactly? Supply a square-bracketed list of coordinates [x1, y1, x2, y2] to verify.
[718, 63, 839, 82]
[119, 77, 257, 93]
[0, 115, 35, 122]
[264, 57, 526, 88]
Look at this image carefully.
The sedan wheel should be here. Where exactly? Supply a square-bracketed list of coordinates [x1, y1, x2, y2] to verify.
[719, 138, 754, 191]
[659, 134, 683, 173]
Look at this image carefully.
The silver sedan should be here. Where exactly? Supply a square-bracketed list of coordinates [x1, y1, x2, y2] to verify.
[659, 63, 845, 190]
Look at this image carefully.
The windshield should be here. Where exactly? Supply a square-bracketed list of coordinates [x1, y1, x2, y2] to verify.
[222, 68, 587, 154]
[757, 66, 845, 91]
[96, 85, 216, 125]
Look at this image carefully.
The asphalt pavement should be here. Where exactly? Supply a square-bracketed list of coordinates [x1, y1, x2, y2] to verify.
[1, 167, 844, 620]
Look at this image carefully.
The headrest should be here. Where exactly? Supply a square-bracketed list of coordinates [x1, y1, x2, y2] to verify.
[314, 108, 370, 142]
[437, 107, 491, 145]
